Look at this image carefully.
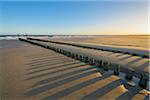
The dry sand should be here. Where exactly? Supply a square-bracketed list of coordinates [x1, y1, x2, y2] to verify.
[0, 40, 149, 100]
[50, 35, 150, 50]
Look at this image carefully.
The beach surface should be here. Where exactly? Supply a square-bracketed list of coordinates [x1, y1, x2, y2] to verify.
[0, 40, 149, 100]
[49, 35, 150, 50]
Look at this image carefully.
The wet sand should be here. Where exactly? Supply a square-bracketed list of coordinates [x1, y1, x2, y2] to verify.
[0, 40, 149, 100]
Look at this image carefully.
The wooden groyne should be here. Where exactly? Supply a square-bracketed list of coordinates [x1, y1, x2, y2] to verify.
[27, 37, 149, 58]
[19, 38, 150, 90]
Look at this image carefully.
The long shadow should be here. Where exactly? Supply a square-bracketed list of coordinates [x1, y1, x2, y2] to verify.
[25, 55, 52, 59]
[28, 55, 64, 62]
[43, 73, 112, 100]
[136, 61, 150, 71]
[29, 58, 74, 67]
[27, 55, 67, 63]
[26, 53, 61, 59]
[27, 59, 74, 69]
[111, 53, 123, 58]
[28, 53, 65, 59]
[100, 51, 112, 55]
[125, 57, 143, 66]
[97, 52, 107, 55]
[26, 63, 88, 80]
[116, 86, 143, 100]
[25, 68, 98, 96]
[27, 61, 81, 75]
[118, 55, 133, 61]
[27, 60, 77, 70]
[26, 60, 75, 70]
[108, 53, 122, 57]
[28, 54, 61, 61]
[24, 53, 53, 57]
[32, 66, 97, 87]
[102, 52, 114, 56]
[27, 56, 68, 65]
[81, 79, 123, 100]
[101, 52, 116, 56]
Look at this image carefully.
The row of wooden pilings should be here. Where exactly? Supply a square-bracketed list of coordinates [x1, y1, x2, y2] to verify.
[27, 37, 149, 58]
[19, 38, 149, 90]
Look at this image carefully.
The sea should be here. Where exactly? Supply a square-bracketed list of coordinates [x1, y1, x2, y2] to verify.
[0, 36, 19, 40]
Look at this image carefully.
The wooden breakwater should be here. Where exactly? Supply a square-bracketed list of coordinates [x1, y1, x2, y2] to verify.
[27, 37, 149, 58]
[19, 38, 150, 90]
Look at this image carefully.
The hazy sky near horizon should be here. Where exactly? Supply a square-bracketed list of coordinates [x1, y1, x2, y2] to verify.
[0, 0, 149, 35]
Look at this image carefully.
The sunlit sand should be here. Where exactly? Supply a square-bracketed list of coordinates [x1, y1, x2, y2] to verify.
[49, 35, 149, 50]
[1, 39, 149, 100]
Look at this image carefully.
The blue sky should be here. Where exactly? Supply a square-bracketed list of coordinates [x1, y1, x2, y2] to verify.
[0, 0, 148, 35]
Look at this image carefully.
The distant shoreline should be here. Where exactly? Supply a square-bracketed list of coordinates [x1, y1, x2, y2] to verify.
[0, 34, 149, 37]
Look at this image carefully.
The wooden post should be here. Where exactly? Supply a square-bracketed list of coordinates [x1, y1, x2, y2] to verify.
[61, 50, 64, 54]
[68, 52, 71, 57]
[89, 58, 92, 65]
[97, 60, 102, 68]
[126, 68, 133, 80]
[56, 48, 59, 52]
[79, 55, 83, 61]
[103, 61, 109, 71]
[84, 57, 88, 63]
[62, 50, 65, 54]
[59, 49, 62, 53]
[64, 51, 67, 55]
[89, 58, 95, 65]
[75, 54, 79, 60]
[139, 74, 148, 89]
[113, 64, 120, 75]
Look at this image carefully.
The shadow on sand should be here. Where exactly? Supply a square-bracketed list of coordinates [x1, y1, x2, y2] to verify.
[24, 49, 149, 100]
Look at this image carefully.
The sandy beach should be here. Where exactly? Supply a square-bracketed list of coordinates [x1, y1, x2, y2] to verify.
[0, 40, 149, 100]
[1, 1, 149, 99]
[49, 35, 150, 50]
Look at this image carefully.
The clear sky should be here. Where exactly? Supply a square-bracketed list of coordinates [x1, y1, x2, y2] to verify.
[0, 0, 149, 35]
